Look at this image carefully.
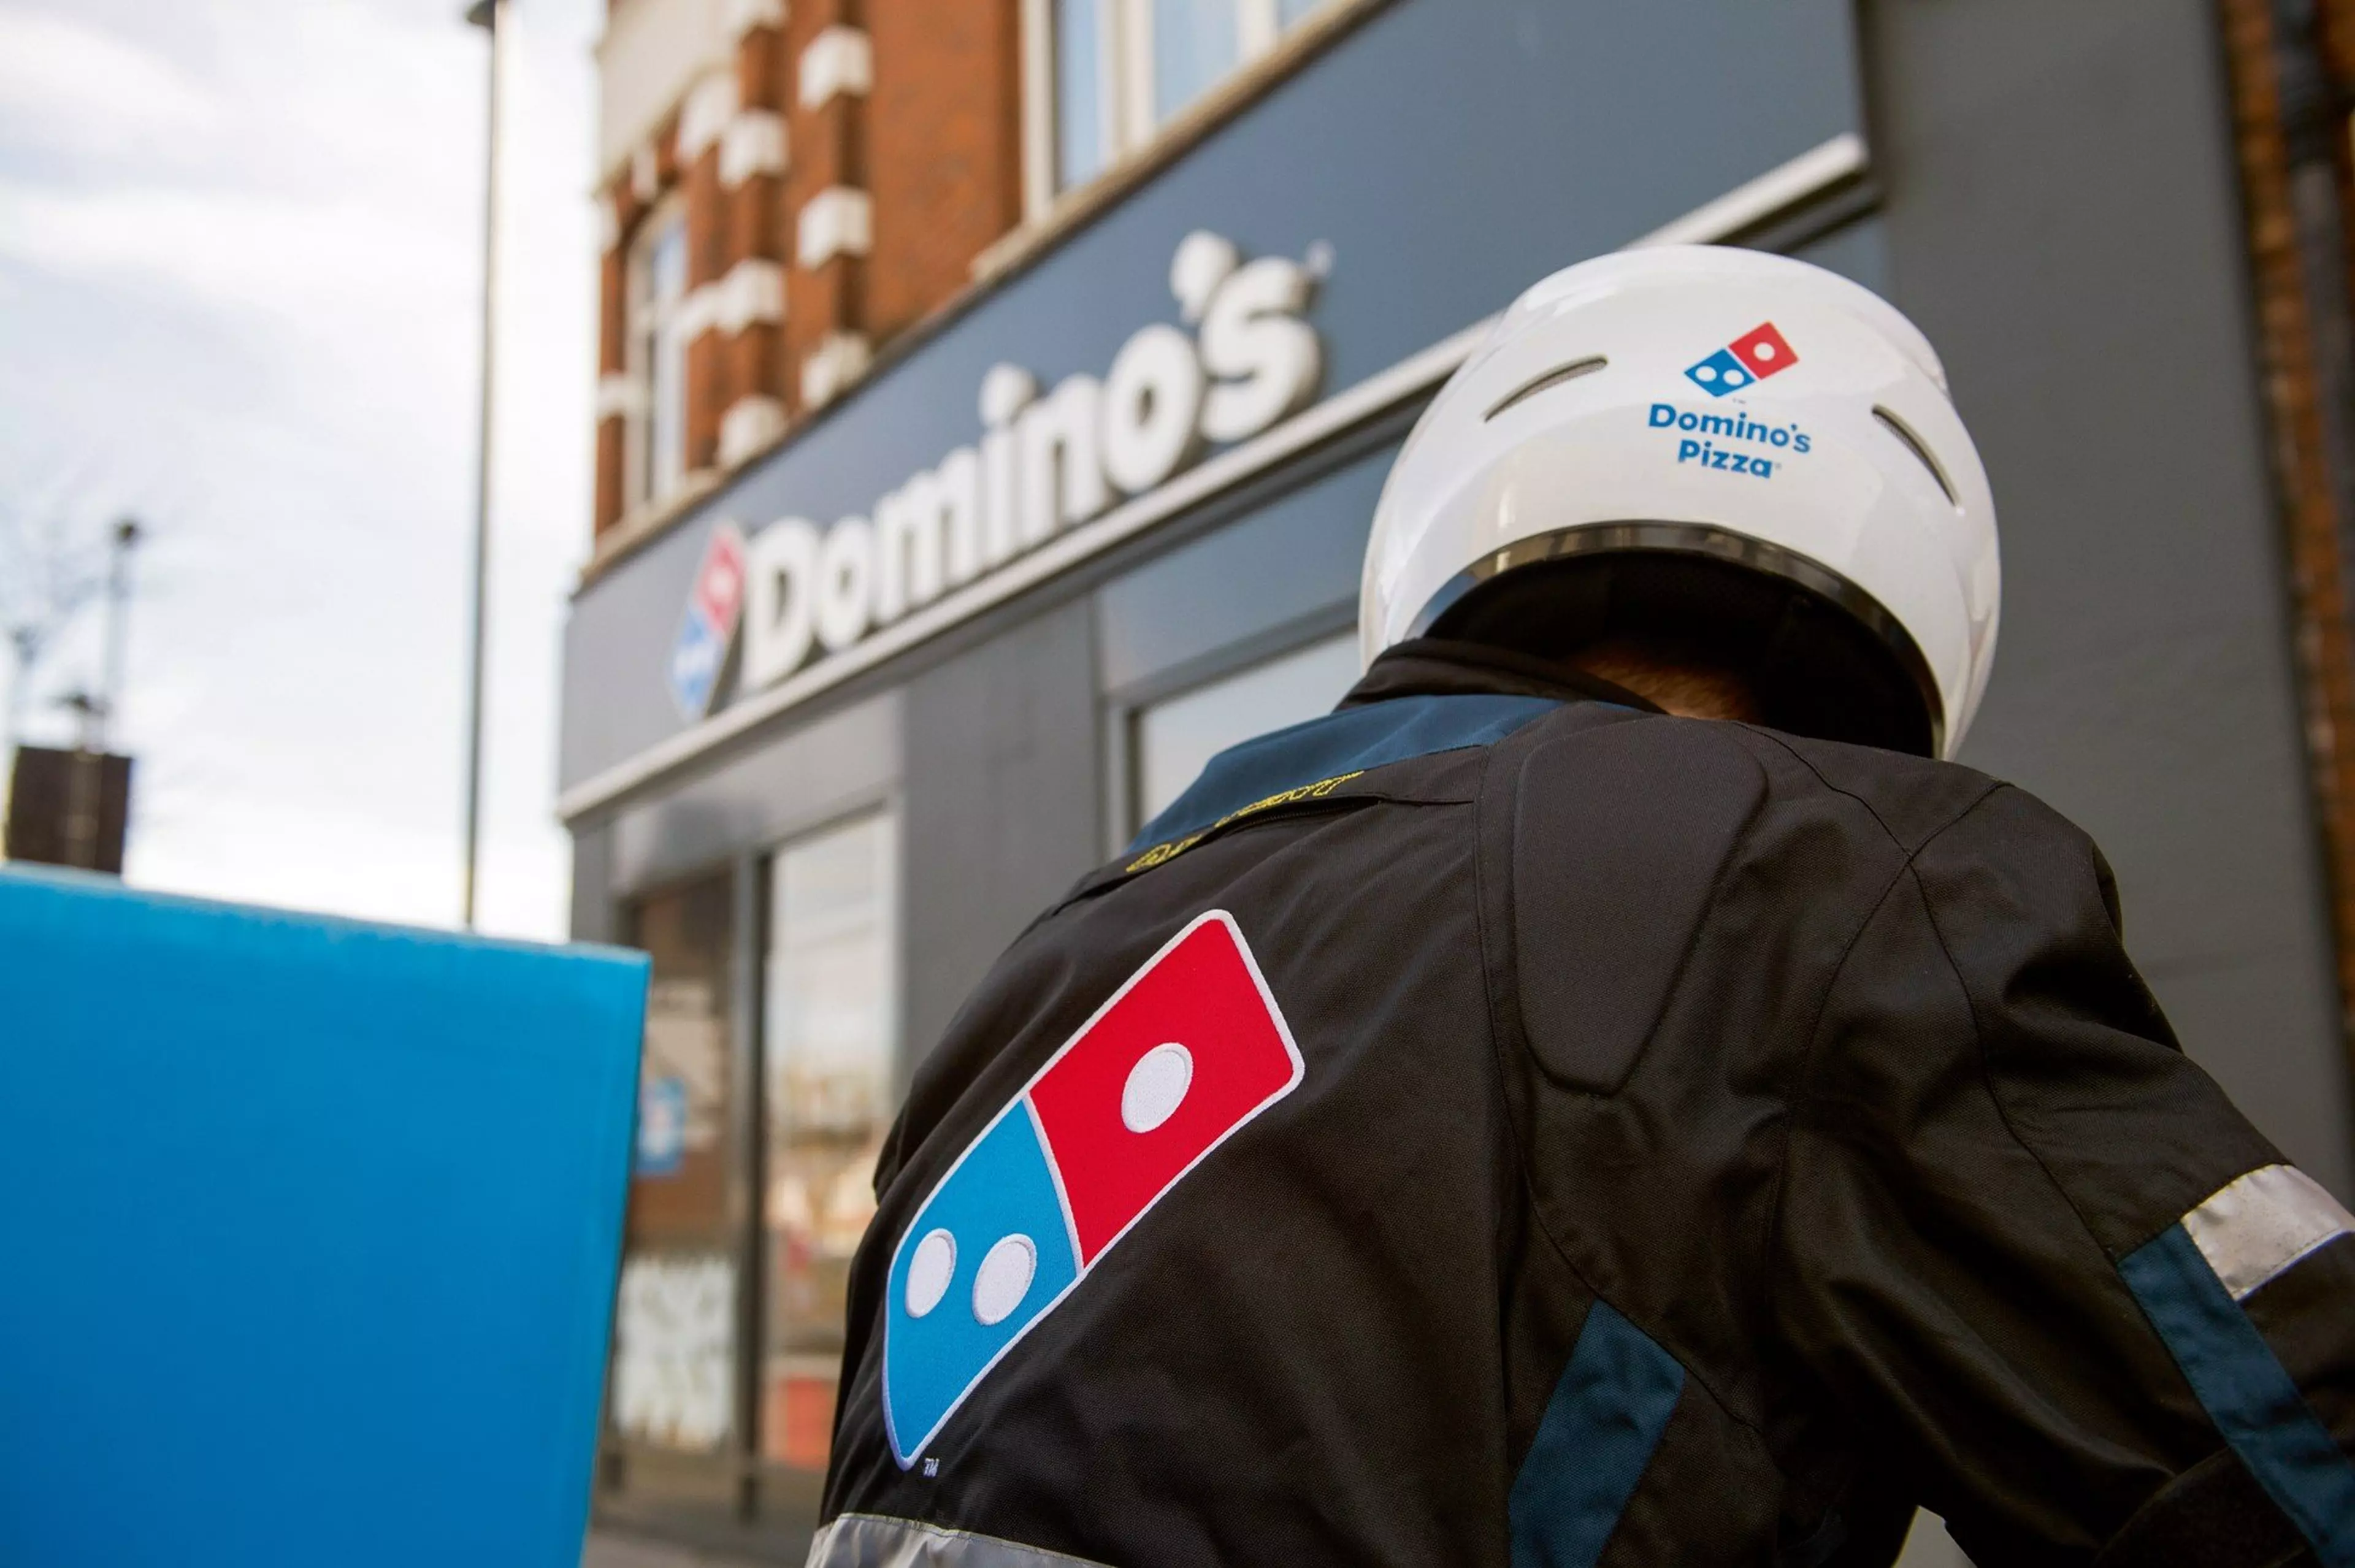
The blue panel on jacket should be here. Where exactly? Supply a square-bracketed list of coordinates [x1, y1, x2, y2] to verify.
[1125, 693, 1564, 857]
[0, 867, 648, 1568]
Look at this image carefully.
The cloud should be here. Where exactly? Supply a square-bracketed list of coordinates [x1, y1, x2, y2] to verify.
[0, 0, 604, 941]
[0, 8, 221, 157]
[0, 180, 470, 328]
[0, 0, 482, 343]
[125, 786, 526, 930]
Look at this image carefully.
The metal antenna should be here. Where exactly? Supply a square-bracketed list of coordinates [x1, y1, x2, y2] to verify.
[96, 516, 140, 753]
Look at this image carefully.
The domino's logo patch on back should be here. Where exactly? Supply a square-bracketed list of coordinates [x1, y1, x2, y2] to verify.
[881, 910, 1304, 1466]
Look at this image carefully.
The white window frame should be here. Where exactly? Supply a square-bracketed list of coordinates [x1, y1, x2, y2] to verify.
[627, 196, 692, 508]
[1022, 0, 1311, 219]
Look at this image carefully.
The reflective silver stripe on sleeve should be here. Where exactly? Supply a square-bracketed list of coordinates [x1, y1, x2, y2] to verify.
[806, 1513, 1116, 1568]
[2180, 1164, 2355, 1301]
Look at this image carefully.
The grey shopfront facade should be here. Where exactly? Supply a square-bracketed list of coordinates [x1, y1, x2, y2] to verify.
[560, 0, 2355, 1551]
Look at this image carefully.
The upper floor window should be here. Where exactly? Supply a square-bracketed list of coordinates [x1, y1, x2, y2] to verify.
[633, 209, 689, 507]
[1051, 0, 1329, 194]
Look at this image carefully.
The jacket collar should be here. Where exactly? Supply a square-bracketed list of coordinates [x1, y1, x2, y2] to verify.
[1339, 638, 1666, 714]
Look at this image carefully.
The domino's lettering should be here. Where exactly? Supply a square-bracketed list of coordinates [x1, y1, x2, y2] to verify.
[1648, 403, 1812, 480]
[1679, 440, 1774, 477]
[1648, 404, 1811, 451]
[881, 911, 1304, 1466]
[738, 234, 1325, 695]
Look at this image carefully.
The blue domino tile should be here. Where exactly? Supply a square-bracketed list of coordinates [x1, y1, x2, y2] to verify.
[883, 1106, 1081, 1466]
[668, 611, 722, 715]
[1683, 347, 1751, 397]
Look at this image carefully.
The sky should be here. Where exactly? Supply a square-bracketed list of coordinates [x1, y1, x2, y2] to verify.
[0, 0, 603, 939]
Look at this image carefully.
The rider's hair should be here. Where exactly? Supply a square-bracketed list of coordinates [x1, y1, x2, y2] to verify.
[1426, 553, 1937, 755]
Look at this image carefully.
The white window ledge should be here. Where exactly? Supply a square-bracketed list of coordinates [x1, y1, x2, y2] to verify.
[720, 110, 788, 186]
[800, 331, 873, 410]
[797, 186, 873, 269]
[675, 69, 740, 163]
[799, 26, 873, 109]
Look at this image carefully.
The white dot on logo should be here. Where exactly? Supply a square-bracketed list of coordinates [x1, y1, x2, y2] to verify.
[1121, 1042, 1194, 1133]
[905, 1229, 956, 1319]
[1725, 369, 1748, 386]
[971, 1234, 1037, 1326]
[1752, 342, 1777, 362]
[1696, 365, 1718, 381]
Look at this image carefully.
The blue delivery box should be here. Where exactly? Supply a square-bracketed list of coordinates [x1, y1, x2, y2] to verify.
[0, 866, 648, 1568]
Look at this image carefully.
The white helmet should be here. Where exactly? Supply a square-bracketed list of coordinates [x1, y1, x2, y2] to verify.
[1360, 245, 1999, 758]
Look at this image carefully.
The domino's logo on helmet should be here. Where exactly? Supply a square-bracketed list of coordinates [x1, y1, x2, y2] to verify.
[1684, 321, 1799, 397]
[1360, 246, 2000, 759]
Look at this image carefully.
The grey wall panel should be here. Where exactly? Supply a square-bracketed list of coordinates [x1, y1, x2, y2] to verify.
[1791, 214, 1891, 296]
[570, 823, 616, 944]
[902, 599, 1101, 1071]
[608, 691, 902, 900]
[1872, 0, 2354, 1193]
[1096, 440, 1394, 697]
[560, 512, 719, 795]
[561, 0, 1864, 790]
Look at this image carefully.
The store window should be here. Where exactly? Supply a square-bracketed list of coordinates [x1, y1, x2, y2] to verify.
[611, 873, 738, 1466]
[1050, 0, 1332, 194]
[634, 209, 689, 506]
[1132, 631, 1359, 829]
[761, 811, 898, 1475]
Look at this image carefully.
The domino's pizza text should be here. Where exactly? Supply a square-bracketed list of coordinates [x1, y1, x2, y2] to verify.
[1650, 402, 1813, 480]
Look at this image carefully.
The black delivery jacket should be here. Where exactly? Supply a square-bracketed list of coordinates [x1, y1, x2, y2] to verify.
[814, 640, 2355, 1568]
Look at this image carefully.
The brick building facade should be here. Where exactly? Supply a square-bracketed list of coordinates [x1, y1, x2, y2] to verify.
[593, 0, 1023, 565]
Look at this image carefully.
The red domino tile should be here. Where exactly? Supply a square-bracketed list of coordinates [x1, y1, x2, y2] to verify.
[1729, 321, 1798, 381]
[1027, 914, 1302, 1266]
[694, 527, 746, 632]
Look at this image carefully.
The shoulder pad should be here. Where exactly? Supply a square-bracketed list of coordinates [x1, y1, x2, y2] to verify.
[1512, 717, 1764, 1093]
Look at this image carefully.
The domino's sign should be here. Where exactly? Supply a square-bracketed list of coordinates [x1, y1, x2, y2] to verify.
[727, 232, 1325, 700]
[881, 910, 1303, 1465]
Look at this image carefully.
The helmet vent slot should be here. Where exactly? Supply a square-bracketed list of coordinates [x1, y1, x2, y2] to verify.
[1484, 356, 1607, 421]
[1873, 406, 1959, 507]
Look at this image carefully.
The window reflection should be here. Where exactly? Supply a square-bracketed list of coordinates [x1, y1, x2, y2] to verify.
[1051, 0, 1327, 197]
[762, 812, 897, 1472]
[613, 874, 737, 1457]
[1152, 0, 1242, 124]
[1133, 632, 1360, 829]
[1055, 0, 1109, 190]
[640, 216, 687, 504]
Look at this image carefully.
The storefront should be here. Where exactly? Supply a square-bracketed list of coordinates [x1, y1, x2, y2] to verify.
[561, 0, 2355, 1555]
